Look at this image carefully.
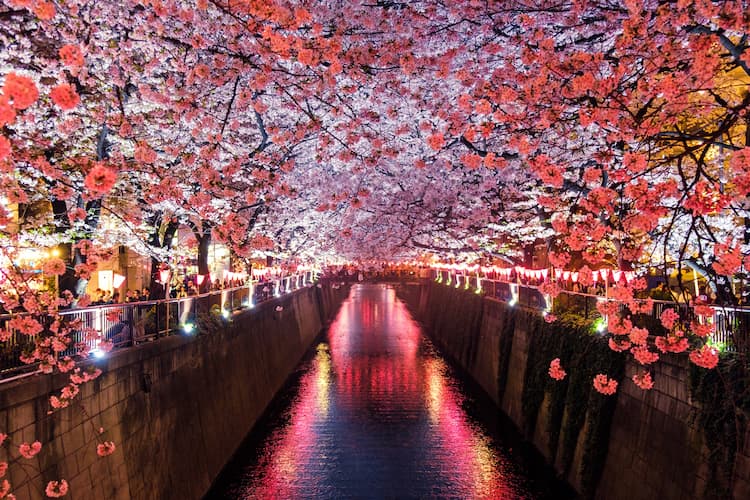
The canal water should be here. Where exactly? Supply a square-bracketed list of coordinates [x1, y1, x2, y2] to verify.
[207, 284, 574, 499]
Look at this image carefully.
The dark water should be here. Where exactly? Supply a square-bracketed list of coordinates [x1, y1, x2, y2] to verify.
[207, 284, 575, 499]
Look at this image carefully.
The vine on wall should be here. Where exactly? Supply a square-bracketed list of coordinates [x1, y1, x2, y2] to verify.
[495, 307, 517, 403]
[519, 310, 625, 498]
[689, 354, 749, 499]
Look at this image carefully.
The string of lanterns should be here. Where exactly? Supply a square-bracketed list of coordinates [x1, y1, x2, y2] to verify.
[433, 263, 636, 284]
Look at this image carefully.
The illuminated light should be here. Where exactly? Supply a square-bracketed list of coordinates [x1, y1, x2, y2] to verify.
[113, 273, 126, 289]
[222, 309, 231, 319]
[182, 323, 196, 335]
[593, 317, 607, 334]
[51, 248, 60, 257]
[508, 298, 517, 307]
[196, 274, 205, 286]
[543, 294, 553, 312]
[159, 269, 170, 284]
[90, 348, 106, 359]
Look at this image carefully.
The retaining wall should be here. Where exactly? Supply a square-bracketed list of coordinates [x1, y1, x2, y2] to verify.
[0, 283, 349, 499]
[398, 281, 750, 500]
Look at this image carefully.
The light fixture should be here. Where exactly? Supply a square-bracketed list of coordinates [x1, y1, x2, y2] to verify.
[196, 274, 205, 286]
[159, 269, 170, 283]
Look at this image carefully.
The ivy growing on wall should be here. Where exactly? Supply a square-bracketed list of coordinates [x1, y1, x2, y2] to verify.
[689, 354, 749, 499]
[495, 307, 517, 403]
[520, 311, 625, 499]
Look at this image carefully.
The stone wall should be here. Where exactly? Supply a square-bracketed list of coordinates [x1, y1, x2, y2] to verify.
[397, 281, 750, 500]
[0, 283, 350, 500]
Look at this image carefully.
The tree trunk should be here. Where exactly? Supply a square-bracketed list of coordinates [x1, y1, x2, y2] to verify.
[197, 228, 212, 293]
[147, 215, 179, 299]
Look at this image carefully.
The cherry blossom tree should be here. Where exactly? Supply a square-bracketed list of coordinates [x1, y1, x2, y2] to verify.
[2, 0, 750, 495]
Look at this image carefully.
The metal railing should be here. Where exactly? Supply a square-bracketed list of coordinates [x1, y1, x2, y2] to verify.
[0, 272, 315, 380]
[434, 270, 750, 354]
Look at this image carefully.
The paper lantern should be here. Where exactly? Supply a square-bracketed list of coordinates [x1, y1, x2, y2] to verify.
[612, 270, 623, 282]
[159, 269, 170, 283]
[599, 269, 609, 281]
[196, 274, 205, 285]
[624, 271, 635, 283]
[113, 273, 126, 289]
[541, 269, 548, 280]
[571, 272, 579, 283]
[563, 271, 571, 281]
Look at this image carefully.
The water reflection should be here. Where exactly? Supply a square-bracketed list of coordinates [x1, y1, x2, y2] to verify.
[209, 284, 566, 498]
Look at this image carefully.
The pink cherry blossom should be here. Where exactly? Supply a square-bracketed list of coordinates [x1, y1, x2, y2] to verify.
[632, 371, 654, 390]
[689, 345, 719, 369]
[548, 358, 566, 381]
[18, 441, 42, 459]
[83, 164, 117, 197]
[593, 374, 618, 395]
[45, 480, 68, 498]
[96, 441, 116, 457]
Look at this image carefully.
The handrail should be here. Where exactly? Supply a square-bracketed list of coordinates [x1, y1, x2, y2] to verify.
[434, 270, 748, 353]
[0, 272, 316, 381]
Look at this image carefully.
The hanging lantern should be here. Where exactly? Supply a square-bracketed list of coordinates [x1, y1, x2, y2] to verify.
[159, 269, 170, 283]
[612, 270, 623, 282]
[563, 271, 571, 281]
[113, 273, 126, 289]
[624, 271, 635, 283]
[541, 269, 548, 280]
[571, 272, 579, 283]
[592, 272, 599, 283]
[196, 274, 205, 286]
[599, 269, 609, 281]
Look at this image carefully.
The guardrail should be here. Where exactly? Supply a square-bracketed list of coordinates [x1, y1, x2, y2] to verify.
[434, 270, 749, 354]
[0, 272, 315, 380]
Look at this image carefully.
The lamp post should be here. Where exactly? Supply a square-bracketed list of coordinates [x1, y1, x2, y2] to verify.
[159, 268, 170, 335]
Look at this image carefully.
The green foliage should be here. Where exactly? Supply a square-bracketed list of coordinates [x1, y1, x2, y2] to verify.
[689, 354, 750, 499]
[196, 304, 226, 336]
[496, 307, 516, 403]
[520, 311, 625, 499]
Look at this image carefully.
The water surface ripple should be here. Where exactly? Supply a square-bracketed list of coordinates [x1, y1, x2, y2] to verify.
[208, 284, 573, 499]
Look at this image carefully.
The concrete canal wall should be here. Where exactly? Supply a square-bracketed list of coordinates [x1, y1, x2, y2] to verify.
[398, 281, 750, 500]
[0, 283, 349, 500]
